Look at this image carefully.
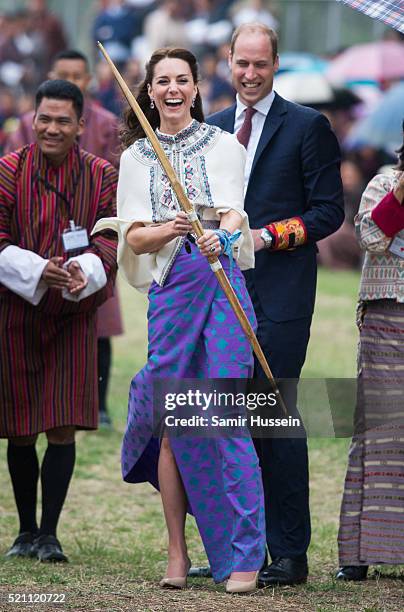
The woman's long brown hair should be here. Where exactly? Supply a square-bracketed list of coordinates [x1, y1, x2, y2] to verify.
[120, 47, 204, 148]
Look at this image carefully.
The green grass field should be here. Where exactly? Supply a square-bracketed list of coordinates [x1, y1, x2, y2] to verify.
[0, 268, 402, 612]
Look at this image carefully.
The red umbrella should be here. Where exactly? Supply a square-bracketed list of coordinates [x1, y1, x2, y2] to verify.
[339, 0, 404, 33]
[326, 40, 404, 84]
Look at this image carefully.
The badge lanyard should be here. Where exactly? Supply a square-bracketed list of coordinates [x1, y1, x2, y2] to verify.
[35, 159, 89, 253]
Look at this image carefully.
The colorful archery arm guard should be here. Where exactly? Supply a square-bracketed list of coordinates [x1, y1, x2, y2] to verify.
[265, 216, 307, 250]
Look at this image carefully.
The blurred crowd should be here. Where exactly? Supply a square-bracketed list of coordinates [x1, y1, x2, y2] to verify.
[1, 0, 403, 271]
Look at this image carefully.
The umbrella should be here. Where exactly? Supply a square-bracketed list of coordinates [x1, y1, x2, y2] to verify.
[338, 0, 404, 34]
[345, 82, 404, 154]
[278, 52, 329, 74]
[350, 83, 382, 111]
[274, 72, 362, 109]
[327, 40, 404, 84]
[274, 72, 334, 105]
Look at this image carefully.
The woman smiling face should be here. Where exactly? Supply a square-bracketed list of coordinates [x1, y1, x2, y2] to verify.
[147, 57, 198, 135]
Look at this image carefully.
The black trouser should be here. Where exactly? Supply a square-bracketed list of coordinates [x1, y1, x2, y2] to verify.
[97, 337, 111, 413]
[250, 287, 312, 560]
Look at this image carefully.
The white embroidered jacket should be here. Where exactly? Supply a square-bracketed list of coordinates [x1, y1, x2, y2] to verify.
[93, 120, 254, 292]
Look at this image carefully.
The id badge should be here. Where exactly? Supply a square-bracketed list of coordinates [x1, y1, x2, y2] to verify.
[62, 221, 89, 252]
[389, 234, 404, 259]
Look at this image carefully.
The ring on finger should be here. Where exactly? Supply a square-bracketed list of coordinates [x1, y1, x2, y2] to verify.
[210, 245, 216, 252]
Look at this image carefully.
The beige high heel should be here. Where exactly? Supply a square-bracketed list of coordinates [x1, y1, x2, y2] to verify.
[159, 575, 187, 589]
[226, 570, 259, 594]
[159, 558, 191, 589]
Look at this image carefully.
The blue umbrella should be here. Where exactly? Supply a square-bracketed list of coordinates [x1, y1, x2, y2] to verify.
[278, 52, 329, 74]
[346, 82, 404, 154]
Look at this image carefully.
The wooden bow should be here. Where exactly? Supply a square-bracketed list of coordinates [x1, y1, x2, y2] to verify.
[97, 41, 287, 415]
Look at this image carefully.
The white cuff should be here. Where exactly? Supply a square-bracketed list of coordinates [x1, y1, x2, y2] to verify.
[62, 253, 107, 302]
[0, 245, 48, 305]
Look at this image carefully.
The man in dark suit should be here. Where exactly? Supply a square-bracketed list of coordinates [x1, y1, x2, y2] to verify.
[207, 23, 344, 586]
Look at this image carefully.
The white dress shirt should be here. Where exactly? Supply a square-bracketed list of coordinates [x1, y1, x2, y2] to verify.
[234, 90, 275, 193]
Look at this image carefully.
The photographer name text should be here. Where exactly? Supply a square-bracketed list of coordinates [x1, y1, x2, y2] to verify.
[164, 414, 301, 428]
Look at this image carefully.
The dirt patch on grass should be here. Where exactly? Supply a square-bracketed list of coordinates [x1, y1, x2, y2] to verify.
[1, 574, 403, 612]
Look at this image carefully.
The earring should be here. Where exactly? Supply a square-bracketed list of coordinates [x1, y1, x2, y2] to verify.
[191, 98, 196, 108]
[150, 98, 155, 109]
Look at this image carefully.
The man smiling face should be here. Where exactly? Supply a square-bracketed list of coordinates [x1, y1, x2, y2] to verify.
[33, 97, 84, 166]
[229, 29, 279, 107]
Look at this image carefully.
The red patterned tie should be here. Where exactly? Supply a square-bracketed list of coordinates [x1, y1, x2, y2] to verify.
[236, 106, 257, 148]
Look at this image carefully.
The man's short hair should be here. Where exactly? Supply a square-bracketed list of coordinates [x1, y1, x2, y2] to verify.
[230, 23, 278, 61]
[35, 80, 84, 119]
[52, 49, 90, 72]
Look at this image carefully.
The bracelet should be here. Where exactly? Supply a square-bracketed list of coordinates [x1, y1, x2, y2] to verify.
[214, 229, 241, 255]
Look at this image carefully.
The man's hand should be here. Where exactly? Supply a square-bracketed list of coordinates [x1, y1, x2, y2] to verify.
[41, 257, 71, 289]
[251, 229, 265, 252]
[66, 261, 88, 295]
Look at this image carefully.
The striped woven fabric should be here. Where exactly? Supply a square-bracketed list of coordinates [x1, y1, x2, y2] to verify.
[0, 143, 118, 314]
[339, 0, 404, 33]
[338, 300, 404, 565]
[0, 144, 118, 437]
[356, 172, 403, 303]
[0, 296, 98, 436]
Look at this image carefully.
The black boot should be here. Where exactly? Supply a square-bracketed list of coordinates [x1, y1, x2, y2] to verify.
[258, 556, 308, 587]
[336, 565, 368, 581]
[5, 532, 36, 558]
[30, 534, 68, 563]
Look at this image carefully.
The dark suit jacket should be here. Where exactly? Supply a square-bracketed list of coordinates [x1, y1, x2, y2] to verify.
[207, 93, 344, 322]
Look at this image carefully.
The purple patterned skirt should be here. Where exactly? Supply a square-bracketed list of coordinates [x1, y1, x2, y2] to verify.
[121, 242, 266, 581]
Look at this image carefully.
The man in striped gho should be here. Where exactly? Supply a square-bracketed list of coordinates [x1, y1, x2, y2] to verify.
[0, 79, 118, 562]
